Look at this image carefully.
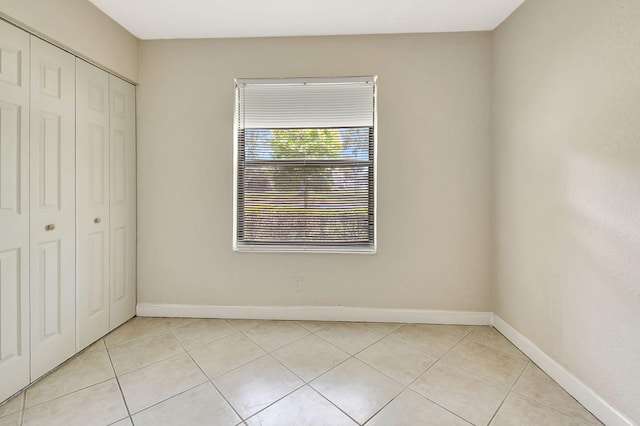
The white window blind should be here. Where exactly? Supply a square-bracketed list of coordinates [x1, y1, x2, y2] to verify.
[234, 76, 377, 253]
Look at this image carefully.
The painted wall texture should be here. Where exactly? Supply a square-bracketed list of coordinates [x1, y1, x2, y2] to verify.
[0, 0, 138, 81]
[136, 33, 493, 311]
[492, 0, 640, 422]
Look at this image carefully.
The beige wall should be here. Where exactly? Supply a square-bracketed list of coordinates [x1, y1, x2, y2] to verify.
[137, 33, 492, 311]
[0, 0, 138, 81]
[493, 0, 640, 422]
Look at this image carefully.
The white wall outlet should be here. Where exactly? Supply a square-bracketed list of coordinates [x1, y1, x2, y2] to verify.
[293, 276, 303, 291]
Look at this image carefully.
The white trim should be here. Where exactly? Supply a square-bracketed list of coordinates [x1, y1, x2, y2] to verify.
[234, 245, 376, 254]
[237, 76, 376, 86]
[492, 314, 635, 426]
[136, 303, 492, 325]
[232, 76, 378, 254]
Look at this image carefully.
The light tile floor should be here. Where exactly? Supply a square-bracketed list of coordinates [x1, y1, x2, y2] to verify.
[0, 317, 603, 426]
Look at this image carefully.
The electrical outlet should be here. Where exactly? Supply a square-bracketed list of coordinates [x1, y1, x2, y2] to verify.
[293, 276, 303, 291]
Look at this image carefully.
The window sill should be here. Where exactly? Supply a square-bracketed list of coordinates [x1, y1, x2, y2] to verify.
[233, 244, 376, 254]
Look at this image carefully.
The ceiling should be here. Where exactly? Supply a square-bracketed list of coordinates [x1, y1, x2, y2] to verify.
[88, 0, 526, 40]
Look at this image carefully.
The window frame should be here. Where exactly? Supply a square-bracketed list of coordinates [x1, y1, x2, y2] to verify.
[233, 76, 377, 254]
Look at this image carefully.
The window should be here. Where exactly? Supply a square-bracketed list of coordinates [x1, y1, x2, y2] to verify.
[234, 76, 377, 253]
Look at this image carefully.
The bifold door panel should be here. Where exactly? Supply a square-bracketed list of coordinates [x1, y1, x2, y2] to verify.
[76, 60, 111, 350]
[29, 36, 77, 380]
[76, 63, 137, 346]
[109, 76, 136, 331]
[0, 20, 31, 403]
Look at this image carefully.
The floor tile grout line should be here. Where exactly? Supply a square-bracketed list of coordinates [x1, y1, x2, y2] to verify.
[510, 388, 603, 425]
[273, 336, 354, 391]
[105, 329, 172, 351]
[19, 388, 25, 426]
[403, 324, 478, 388]
[305, 353, 403, 426]
[349, 346, 408, 386]
[267, 349, 318, 385]
[180, 322, 279, 379]
[437, 353, 524, 390]
[240, 381, 307, 423]
[312, 324, 386, 356]
[234, 325, 391, 425]
[375, 325, 480, 425]
[295, 321, 331, 333]
[113, 323, 219, 418]
[361, 322, 398, 336]
[459, 339, 529, 371]
[507, 363, 603, 424]
[305, 383, 364, 425]
[207, 379, 245, 423]
[353, 336, 436, 386]
[421, 325, 531, 394]
[465, 328, 528, 361]
[309, 377, 363, 425]
[357, 379, 406, 425]
[203, 346, 340, 422]
[486, 359, 531, 425]
[164, 317, 240, 352]
[423, 344, 525, 425]
[399, 325, 505, 424]
[176, 330, 243, 353]
[405, 390, 475, 426]
[104, 317, 173, 350]
[109, 334, 189, 377]
[386, 323, 475, 358]
[14, 341, 104, 412]
[189, 341, 269, 383]
[110, 349, 189, 379]
[266, 343, 372, 422]
[105, 339, 134, 420]
[20, 375, 117, 411]
[126, 380, 211, 419]
[272, 327, 352, 362]
[173, 327, 246, 423]
[119, 316, 235, 377]
[0, 390, 23, 416]
[231, 322, 312, 354]
[107, 416, 132, 426]
[355, 352, 432, 393]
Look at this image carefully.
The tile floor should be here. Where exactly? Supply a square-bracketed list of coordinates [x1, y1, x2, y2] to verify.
[0, 317, 603, 426]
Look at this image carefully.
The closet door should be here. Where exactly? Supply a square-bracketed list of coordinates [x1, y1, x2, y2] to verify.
[76, 60, 110, 350]
[109, 76, 136, 329]
[0, 20, 31, 402]
[29, 37, 76, 378]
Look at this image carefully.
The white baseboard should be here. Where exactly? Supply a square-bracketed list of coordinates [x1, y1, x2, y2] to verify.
[492, 314, 635, 426]
[136, 303, 492, 325]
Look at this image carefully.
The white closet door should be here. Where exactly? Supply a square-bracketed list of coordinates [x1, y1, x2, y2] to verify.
[109, 76, 136, 329]
[0, 20, 31, 402]
[29, 37, 76, 378]
[76, 60, 110, 350]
